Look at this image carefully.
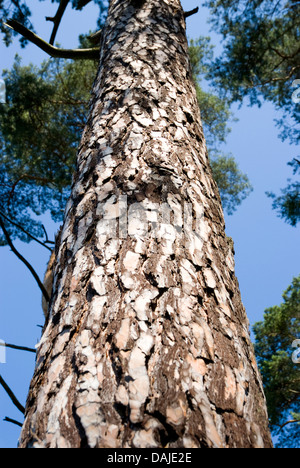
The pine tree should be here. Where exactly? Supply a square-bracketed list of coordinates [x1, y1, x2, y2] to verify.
[19, 0, 272, 448]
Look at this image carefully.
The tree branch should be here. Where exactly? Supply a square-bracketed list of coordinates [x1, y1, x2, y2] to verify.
[278, 419, 299, 430]
[0, 341, 36, 354]
[244, 65, 300, 90]
[3, 417, 23, 428]
[88, 29, 103, 45]
[4, 19, 99, 60]
[0, 375, 25, 414]
[184, 7, 199, 18]
[0, 217, 50, 303]
[270, 46, 300, 60]
[41, 224, 55, 246]
[45, 0, 70, 45]
[74, 0, 92, 9]
[0, 210, 53, 251]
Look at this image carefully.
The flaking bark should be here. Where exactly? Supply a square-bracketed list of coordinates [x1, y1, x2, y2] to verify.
[19, 0, 272, 448]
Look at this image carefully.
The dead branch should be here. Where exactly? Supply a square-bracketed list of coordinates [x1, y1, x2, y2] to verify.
[0, 375, 25, 414]
[4, 19, 99, 60]
[3, 417, 23, 428]
[88, 29, 103, 45]
[74, 0, 92, 9]
[41, 224, 55, 246]
[0, 217, 50, 303]
[278, 419, 299, 430]
[184, 7, 199, 18]
[0, 209, 53, 251]
[45, 0, 70, 45]
[0, 341, 36, 354]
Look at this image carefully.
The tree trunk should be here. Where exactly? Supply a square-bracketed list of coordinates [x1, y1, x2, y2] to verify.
[19, 0, 272, 448]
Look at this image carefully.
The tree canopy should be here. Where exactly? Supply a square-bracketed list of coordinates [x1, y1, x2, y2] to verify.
[253, 275, 300, 448]
[188, 37, 252, 215]
[266, 158, 300, 227]
[204, 0, 300, 226]
[0, 51, 95, 244]
[204, 0, 299, 140]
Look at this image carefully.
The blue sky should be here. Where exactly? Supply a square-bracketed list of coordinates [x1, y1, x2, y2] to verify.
[0, 0, 299, 448]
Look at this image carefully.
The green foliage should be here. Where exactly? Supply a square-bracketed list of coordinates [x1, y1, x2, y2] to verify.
[189, 37, 252, 215]
[203, 0, 299, 123]
[0, 53, 98, 244]
[253, 275, 300, 448]
[189, 37, 232, 147]
[0, 0, 33, 47]
[210, 153, 252, 215]
[203, 0, 300, 226]
[0, 0, 107, 245]
[266, 159, 300, 227]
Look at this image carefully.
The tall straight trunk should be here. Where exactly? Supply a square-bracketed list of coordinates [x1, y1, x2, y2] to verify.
[19, 0, 272, 448]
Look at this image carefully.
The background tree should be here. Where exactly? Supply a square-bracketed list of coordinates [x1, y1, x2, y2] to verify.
[0, 50, 96, 244]
[203, 0, 300, 226]
[253, 275, 300, 448]
[266, 159, 300, 227]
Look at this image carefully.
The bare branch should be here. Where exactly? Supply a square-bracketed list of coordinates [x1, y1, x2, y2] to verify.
[0, 210, 53, 252]
[0, 375, 25, 414]
[75, 0, 92, 9]
[184, 7, 199, 19]
[3, 417, 23, 428]
[6, 173, 54, 212]
[41, 224, 55, 246]
[0, 341, 36, 354]
[88, 29, 103, 45]
[0, 217, 50, 303]
[45, 0, 70, 45]
[4, 19, 99, 60]
[278, 419, 299, 430]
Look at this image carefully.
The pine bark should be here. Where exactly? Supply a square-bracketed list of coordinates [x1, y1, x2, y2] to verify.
[19, 0, 272, 448]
